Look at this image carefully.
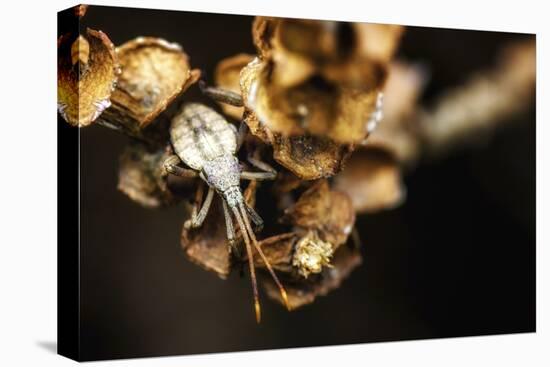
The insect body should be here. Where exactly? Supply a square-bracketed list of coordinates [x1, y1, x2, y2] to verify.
[165, 100, 289, 322]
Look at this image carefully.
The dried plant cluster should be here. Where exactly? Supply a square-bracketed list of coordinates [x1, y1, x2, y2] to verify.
[59, 7, 535, 311]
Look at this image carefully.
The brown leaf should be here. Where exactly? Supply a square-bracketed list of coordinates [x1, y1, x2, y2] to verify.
[273, 134, 355, 181]
[117, 143, 179, 208]
[254, 232, 298, 273]
[181, 198, 232, 278]
[334, 148, 405, 213]
[100, 37, 200, 132]
[57, 28, 118, 127]
[262, 245, 362, 309]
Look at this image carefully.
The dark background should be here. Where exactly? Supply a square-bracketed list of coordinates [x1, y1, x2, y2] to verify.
[72, 5, 535, 361]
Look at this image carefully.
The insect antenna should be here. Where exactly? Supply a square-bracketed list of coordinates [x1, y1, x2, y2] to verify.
[237, 202, 291, 312]
[231, 206, 261, 323]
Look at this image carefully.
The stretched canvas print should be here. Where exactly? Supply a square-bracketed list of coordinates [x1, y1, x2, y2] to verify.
[58, 4, 536, 361]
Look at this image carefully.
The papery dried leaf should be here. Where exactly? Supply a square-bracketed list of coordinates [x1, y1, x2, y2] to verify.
[74, 4, 88, 18]
[214, 53, 254, 120]
[353, 23, 404, 63]
[252, 17, 317, 88]
[254, 232, 298, 273]
[364, 61, 426, 162]
[117, 143, 178, 208]
[58, 28, 118, 127]
[284, 180, 355, 247]
[334, 148, 405, 213]
[263, 245, 362, 309]
[272, 168, 306, 195]
[181, 198, 232, 278]
[100, 37, 200, 132]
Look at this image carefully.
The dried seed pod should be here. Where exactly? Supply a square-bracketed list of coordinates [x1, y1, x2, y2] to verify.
[57, 28, 118, 127]
[334, 148, 405, 213]
[100, 37, 201, 135]
[117, 143, 181, 208]
[262, 244, 362, 309]
[283, 180, 355, 248]
[255, 179, 355, 283]
[240, 60, 354, 180]
[182, 197, 232, 278]
[252, 18, 403, 89]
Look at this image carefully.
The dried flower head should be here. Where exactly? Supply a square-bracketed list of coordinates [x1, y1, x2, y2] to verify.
[57, 28, 118, 127]
[99, 37, 201, 134]
[252, 180, 357, 308]
[292, 230, 334, 278]
[241, 17, 403, 144]
[211, 18, 403, 179]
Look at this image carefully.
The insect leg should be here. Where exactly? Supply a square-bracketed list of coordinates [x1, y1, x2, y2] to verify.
[222, 200, 239, 253]
[244, 203, 264, 231]
[247, 155, 277, 175]
[241, 155, 277, 181]
[163, 155, 198, 178]
[185, 186, 215, 229]
[199, 81, 244, 107]
[240, 171, 277, 181]
[236, 121, 248, 151]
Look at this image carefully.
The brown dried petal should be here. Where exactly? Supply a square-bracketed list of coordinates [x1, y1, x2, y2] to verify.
[353, 23, 404, 64]
[101, 37, 200, 131]
[254, 232, 298, 273]
[57, 28, 118, 127]
[273, 134, 354, 180]
[181, 198, 232, 278]
[214, 53, 255, 120]
[263, 245, 362, 309]
[364, 61, 426, 162]
[74, 4, 88, 18]
[334, 149, 405, 213]
[284, 180, 355, 247]
[117, 143, 177, 208]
